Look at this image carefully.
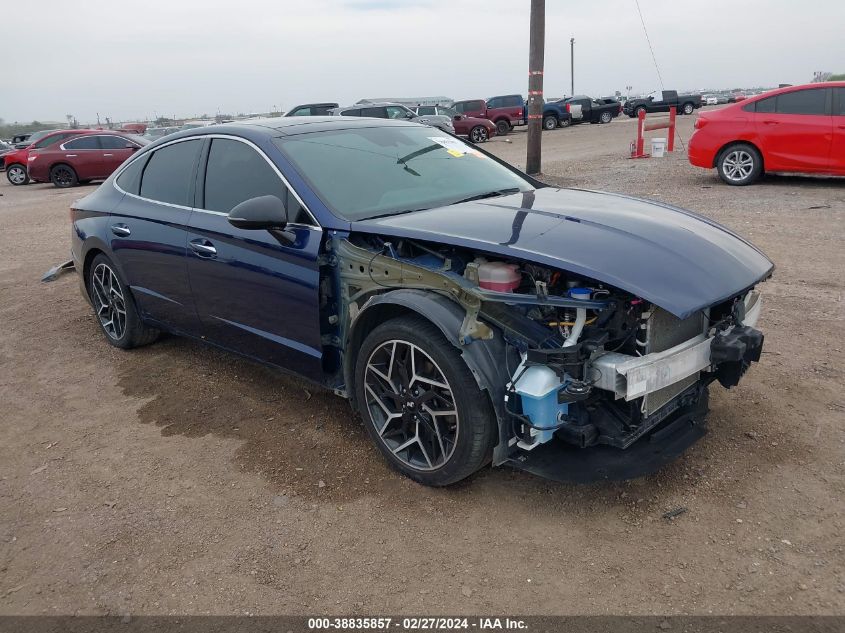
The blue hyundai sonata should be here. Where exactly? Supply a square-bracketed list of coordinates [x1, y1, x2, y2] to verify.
[68, 117, 773, 485]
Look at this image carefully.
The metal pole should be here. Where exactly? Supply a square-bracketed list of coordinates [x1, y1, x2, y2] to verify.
[570, 38, 575, 97]
[526, 0, 545, 176]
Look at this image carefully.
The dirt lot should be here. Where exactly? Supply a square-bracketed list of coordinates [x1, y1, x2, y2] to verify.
[1, 113, 843, 617]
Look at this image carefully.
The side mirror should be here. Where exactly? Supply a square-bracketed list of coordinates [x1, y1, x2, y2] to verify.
[405, 111, 416, 119]
[227, 195, 288, 230]
[126, 143, 139, 151]
[453, 114, 462, 121]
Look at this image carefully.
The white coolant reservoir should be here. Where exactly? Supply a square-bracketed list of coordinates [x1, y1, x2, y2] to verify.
[478, 262, 520, 293]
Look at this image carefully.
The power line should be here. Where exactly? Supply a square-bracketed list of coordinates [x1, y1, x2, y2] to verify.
[634, 0, 664, 91]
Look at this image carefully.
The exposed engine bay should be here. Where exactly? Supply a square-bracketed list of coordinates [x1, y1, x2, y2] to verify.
[322, 233, 765, 476]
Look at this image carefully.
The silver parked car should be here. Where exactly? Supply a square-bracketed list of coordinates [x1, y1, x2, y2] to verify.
[332, 102, 454, 134]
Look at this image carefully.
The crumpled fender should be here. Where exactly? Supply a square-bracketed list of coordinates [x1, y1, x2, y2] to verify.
[345, 289, 515, 465]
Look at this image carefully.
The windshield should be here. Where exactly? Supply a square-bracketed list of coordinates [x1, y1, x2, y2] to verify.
[274, 125, 533, 221]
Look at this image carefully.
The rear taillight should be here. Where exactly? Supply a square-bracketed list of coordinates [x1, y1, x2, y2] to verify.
[565, 103, 571, 112]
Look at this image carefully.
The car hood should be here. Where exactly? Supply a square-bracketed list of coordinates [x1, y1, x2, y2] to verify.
[350, 187, 774, 319]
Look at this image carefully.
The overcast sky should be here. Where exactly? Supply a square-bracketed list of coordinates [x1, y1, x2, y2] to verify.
[4, 0, 844, 123]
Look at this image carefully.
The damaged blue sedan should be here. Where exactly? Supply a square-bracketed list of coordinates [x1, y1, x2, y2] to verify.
[68, 117, 773, 485]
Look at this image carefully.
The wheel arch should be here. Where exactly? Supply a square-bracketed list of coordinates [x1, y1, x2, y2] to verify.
[713, 139, 764, 171]
[343, 289, 513, 465]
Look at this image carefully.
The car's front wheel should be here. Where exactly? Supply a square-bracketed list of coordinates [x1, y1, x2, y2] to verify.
[87, 254, 159, 349]
[354, 315, 496, 486]
[717, 143, 762, 186]
[469, 125, 489, 143]
[6, 164, 29, 185]
[50, 164, 78, 188]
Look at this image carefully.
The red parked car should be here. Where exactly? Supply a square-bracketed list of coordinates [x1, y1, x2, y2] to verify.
[27, 131, 149, 188]
[689, 82, 845, 185]
[4, 129, 97, 185]
[413, 105, 496, 142]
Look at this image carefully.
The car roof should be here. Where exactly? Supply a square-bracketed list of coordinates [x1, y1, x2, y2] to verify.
[152, 117, 423, 143]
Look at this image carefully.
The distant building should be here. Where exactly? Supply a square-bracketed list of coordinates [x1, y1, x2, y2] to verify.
[356, 96, 454, 107]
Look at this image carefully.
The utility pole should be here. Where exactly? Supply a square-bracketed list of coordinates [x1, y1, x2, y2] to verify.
[526, 0, 545, 176]
[570, 38, 575, 97]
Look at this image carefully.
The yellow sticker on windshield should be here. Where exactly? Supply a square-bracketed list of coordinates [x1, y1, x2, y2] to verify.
[429, 136, 469, 156]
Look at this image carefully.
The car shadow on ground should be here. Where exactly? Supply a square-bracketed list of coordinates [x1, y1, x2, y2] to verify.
[108, 318, 801, 523]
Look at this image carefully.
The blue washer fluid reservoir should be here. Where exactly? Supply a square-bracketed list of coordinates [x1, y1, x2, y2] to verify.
[568, 287, 592, 301]
[514, 365, 568, 450]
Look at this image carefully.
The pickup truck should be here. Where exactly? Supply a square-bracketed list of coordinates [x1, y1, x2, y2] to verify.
[560, 95, 621, 124]
[453, 95, 571, 135]
[623, 90, 702, 117]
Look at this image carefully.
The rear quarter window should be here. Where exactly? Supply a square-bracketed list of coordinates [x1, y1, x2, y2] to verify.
[116, 155, 148, 195]
[139, 139, 202, 206]
[64, 136, 101, 150]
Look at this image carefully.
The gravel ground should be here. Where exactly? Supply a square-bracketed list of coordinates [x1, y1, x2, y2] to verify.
[0, 112, 843, 616]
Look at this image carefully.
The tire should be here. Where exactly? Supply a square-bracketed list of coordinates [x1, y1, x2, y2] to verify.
[6, 164, 29, 186]
[599, 110, 613, 124]
[635, 106, 647, 117]
[542, 115, 558, 131]
[682, 102, 695, 115]
[469, 125, 489, 143]
[495, 120, 511, 136]
[50, 164, 78, 188]
[716, 143, 762, 186]
[558, 117, 571, 128]
[87, 254, 159, 349]
[354, 315, 496, 486]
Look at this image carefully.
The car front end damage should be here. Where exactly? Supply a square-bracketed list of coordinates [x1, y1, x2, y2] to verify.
[324, 233, 769, 482]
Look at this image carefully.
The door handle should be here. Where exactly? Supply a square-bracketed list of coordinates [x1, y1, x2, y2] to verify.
[110, 223, 131, 237]
[189, 239, 217, 257]
[103, 153, 113, 157]
[762, 120, 780, 125]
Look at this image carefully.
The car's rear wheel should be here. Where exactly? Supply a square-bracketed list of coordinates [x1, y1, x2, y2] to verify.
[495, 120, 510, 136]
[717, 143, 762, 186]
[635, 106, 647, 117]
[542, 115, 558, 130]
[87, 254, 159, 349]
[50, 164, 78, 188]
[469, 125, 489, 143]
[6, 164, 29, 185]
[682, 102, 695, 115]
[354, 315, 496, 486]
[600, 110, 613, 124]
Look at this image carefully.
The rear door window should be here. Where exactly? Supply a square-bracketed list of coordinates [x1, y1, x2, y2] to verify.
[64, 136, 101, 150]
[487, 97, 501, 109]
[289, 107, 311, 116]
[504, 95, 523, 107]
[360, 107, 387, 118]
[417, 106, 436, 115]
[837, 88, 845, 115]
[775, 89, 828, 115]
[341, 109, 361, 116]
[139, 139, 202, 206]
[101, 136, 136, 149]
